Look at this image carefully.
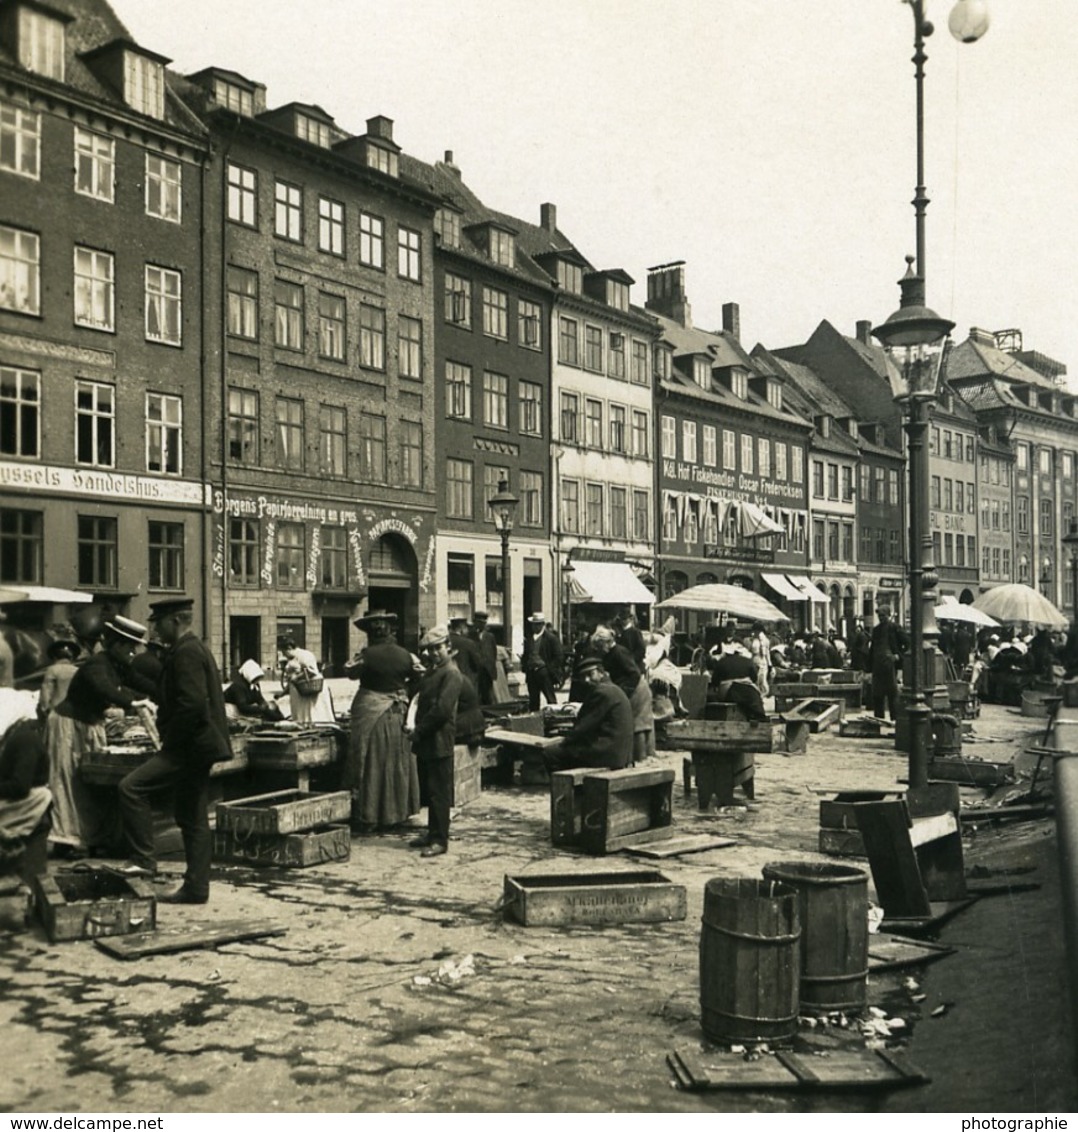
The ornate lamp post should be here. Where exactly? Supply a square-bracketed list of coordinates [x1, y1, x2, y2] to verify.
[872, 0, 987, 791]
[488, 478, 519, 652]
[1063, 521, 1078, 624]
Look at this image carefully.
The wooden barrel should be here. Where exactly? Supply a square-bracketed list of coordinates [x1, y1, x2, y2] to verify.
[761, 861, 868, 1013]
[699, 877, 800, 1044]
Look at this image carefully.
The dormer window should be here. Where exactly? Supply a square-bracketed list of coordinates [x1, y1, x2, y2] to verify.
[365, 143, 398, 177]
[434, 208, 460, 249]
[16, 5, 66, 81]
[295, 112, 331, 148]
[124, 51, 164, 119]
[607, 279, 629, 312]
[557, 260, 582, 294]
[488, 227, 514, 268]
[654, 344, 672, 381]
[692, 357, 710, 389]
[214, 78, 254, 116]
[730, 369, 748, 399]
[767, 380, 783, 410]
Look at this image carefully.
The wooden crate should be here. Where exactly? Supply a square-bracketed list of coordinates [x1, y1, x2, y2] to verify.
[215, 789, 351, 836]
[453, 744, 482, 807]
[818, 828, 866, 857]
[818, 790, 904, 858]
[550, 767, 606, 847]
[662, 718, 809, 755]
[213, 823, 351, 867]
[503, 868, 687, 926]
[246, 729, 339, 770]
[79, 744, 153, 785]
[777, 683, 863, 712]
[784, 697, 845, 732]
[692, 748, 755, 808]
[33, 869, 156, 943]
[579, 767, 675, 855]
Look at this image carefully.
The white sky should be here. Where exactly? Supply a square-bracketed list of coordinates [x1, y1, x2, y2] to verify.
[119, 0, 1078, 383]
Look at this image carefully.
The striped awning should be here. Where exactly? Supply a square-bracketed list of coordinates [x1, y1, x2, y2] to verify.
[761, 573, 805, 602]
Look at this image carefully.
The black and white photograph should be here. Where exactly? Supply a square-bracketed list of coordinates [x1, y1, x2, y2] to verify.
[0, 0, 1075, 1117]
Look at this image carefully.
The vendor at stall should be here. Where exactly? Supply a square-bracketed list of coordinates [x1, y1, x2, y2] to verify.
[543, 657, 633, 772]
[225, 660, 283, 722]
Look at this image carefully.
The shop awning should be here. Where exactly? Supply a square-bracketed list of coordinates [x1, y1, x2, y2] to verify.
[0, 586, 93, 604]
[568, 561, 655, 606]
[786, 575, 829, 604]
[761, 573, 805, 602]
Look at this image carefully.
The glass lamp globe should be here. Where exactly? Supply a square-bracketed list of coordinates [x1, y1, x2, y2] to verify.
[948, 0, 990, 44]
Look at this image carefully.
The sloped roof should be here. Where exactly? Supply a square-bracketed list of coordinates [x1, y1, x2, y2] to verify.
[947, 337, 1059, 391]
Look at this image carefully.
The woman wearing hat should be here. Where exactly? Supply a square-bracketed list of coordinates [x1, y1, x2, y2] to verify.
[341, 611, 419, 832]
[45, 615, 150, 854]
[278, 638, 335, 724]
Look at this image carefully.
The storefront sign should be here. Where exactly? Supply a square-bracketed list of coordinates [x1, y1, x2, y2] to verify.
[0, 331, 114, 368]
[1, 460, 208, 506]
[705, 545, 775, 563]
[661, 459, 805, 504]
[930, 511, 968, 532]
[878, 577, 904, 589]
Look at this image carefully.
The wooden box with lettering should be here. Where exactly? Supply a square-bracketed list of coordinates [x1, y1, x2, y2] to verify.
[213, 823, 351, 868]
[502, 868, 687, 926]
[246, 729, 339, 770]
[578, 767, 675, 855]
[215, 789, 351, 836]
[34, 869, 156, 943]
[453, 744, 483, 807]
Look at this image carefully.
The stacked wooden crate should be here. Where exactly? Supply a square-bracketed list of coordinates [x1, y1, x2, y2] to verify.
[214, 789, 351, 867]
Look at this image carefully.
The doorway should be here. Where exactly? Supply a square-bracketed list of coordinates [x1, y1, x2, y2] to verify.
[321, 616, 349, 676]
[368, 533, 419, 649]
[229, 616, 261, 678]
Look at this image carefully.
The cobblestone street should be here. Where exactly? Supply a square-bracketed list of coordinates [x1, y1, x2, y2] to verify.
[0, 702, 1073, 1113]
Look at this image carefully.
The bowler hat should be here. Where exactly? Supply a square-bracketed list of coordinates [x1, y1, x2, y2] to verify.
[104, 615, 148, 644]
[148, 596, 194, 622]
[353, 608, 397, 629]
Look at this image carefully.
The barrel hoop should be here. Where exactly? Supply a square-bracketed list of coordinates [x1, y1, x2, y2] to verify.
[701, 1008, 801, 1026]
[803, 969, 869, 985]
[701, 918, 800, 945]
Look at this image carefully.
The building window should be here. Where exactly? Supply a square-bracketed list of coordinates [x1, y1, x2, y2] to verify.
[827, 463, 839, 500]
[562, 479, 580, 533]
[295, 112, 331, 147]
[559, 317, 579, 365]
[633, 490, 649, 541]
[0, 365, 39, 458]
[274, 280, 304, 349]
[654, 345, 673, 381]
[226, 266, 258, 340]
[812, 461, 825, 497]
[398, 316, 422, 380]
[1040, 497, 1053, 537]
[276, 397, 304, 471]
[445, 273, 471, 327]
[519, 381, 542, 435]
[661, 415, 676, 459]
[682, 420, 697, 464]
[397, 227, 421, 281]
[18, 8, 64, 80]
[776, 442, 788, 481]
[930, 475, 941, 509]
[842, 522, 854, 562]
[229, 519, 259, 587]
[1017, 495, 1029, 535]
[1065, 452, 1075, 480]
[73, 247, 114, 331]
[632, 410, 649, 457]
[943, 479, 953, 511]
[317, 292, 346, 360]
[557, 260, 582, 294]
[631, 340, 648, 385]
[584, 325, 603, 372]
[483, 466, 509, 519]
[359, 304, 386, 370]
[488, 227, 514, 267]
[1017, 443, 1029, 472]
[609, 334, 627, 378]
[890, 529, 901, 564]
[77, 515, 117, 588]
[560, 391, 580, 444]
[214, 79, 253, 116]
[956, 533, 966, 567]
[955, 479, 965, 514]
[359, 212, 384, 269]
[518, 299, 541, 349]
[684, 500, 699, 545]
[608, 486, 628, 539]
[663, 496, 678, 543]
[148, 521, 184, 590]
[585, 399, 603, 449]
[730, 370, 748, 399]
[399, 420, 423, 487]
[317, 197, 344, 256]
[759, 439, 772, 480]
[482, 286, 508, 339]
[74, 381, 114, 467]
[125, 53, 164, 118]
[226, 163, 258, 226]
[358, 412, 386, 482]
[145, 265, 182, 345]
[520, 471, 542, 527]
[446, 362, 472, 420]
[1002, 501, 1011, 531]
[274, 180, 303, 241]
[1, 101, 40, 179]
[319, 404, 346, 476]
[447, 554, 475, 622]
[74, 128, 114, 202]
[228, 388, 259, 464]
[0, 508, 42, 583]
[813, 519, 825, 560]
[434, 208, 460, 249]
[610, 405, 627, 454]
[741, 435, 754, 475]
[321, 526, 348, 589]
[692, 357, 710, 388]
[585, 483, 604, 536]
[723, 429, 736, 470]
[146, 392, 181, 475]
[276, 523, 305, 589]
[145, 154, 181, 222]
[791, 445, 804, 484]
[446, 459, 473, 519]
[1039, 448, 1053, 476]
[841, 465, 853, 501]
[889, 468, 899, 505]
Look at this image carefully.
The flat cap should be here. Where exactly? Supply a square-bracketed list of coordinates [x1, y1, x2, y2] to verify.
[147, 596, 194, 622]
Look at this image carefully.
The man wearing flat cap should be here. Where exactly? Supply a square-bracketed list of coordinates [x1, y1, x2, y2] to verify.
[543, 656, 633, 772]
[118, 597, 230, 904]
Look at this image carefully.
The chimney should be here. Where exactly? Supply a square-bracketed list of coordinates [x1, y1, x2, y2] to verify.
[969, 326, 995, 347]
[856, 319, 873, 345]
[442, 149, 460, 176]
[540, 202, 557, 233]
[645, 261, 691, 329]
[366, 115, 393, 140]
[722, 302, 740, 342]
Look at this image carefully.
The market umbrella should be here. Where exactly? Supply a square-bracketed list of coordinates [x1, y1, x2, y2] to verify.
[654, 583, 789, 623]
[933, 597, 999, 628]
[971, 583, 1069, 629]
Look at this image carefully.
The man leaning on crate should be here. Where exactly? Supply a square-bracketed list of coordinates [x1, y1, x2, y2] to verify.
[117, 597, 231, 904]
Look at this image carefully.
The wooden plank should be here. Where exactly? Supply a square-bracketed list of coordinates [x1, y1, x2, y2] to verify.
[624, 834, 736, 859]
[853, 799, 932, 919]
[928, 756, 1015, 786]
[483, 728, 561, 750]
[215, 790, 351, 836]
[602, 824, 675, 854]
[881, 898, 977, 936]
[868, 935, 957, 972]
[95, 920, 287, 959]
[909, 811, 959, 847]
[503, 869, 687, 926]
[453, 744, 482, 807]
[213, 823, 351, 868]
[671, 1047, 799, 1090]
[777, 1049, 929, 1089]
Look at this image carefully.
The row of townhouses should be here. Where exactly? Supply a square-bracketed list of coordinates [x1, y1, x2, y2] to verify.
[2, 0, 1075, 671]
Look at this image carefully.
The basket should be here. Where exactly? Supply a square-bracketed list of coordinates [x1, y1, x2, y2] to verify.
[292, 673, 324, 697]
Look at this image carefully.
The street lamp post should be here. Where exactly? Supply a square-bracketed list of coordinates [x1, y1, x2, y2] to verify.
[872, 0, 987, 791]
[1062, 520, 1078, 625]
[488, 478, 519, 654]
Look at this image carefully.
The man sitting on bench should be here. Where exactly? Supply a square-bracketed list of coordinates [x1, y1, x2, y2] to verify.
[544, 658, 633, 772]
[707, 644, 769, 721]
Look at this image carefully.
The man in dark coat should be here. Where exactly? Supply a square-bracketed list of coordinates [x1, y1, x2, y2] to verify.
[118, 598, 231, 904]
[409, 625, 462, 858]
[469, 611, 499, 706]
[615, 610, 646, 668]
[448, 616, 483, 692]
[869, 607, 907, 721]
[850, 620, 871, 673]
[544, 657, 632, 771]
[707, 648, 769, 721]
[521, 612, 564, 710]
